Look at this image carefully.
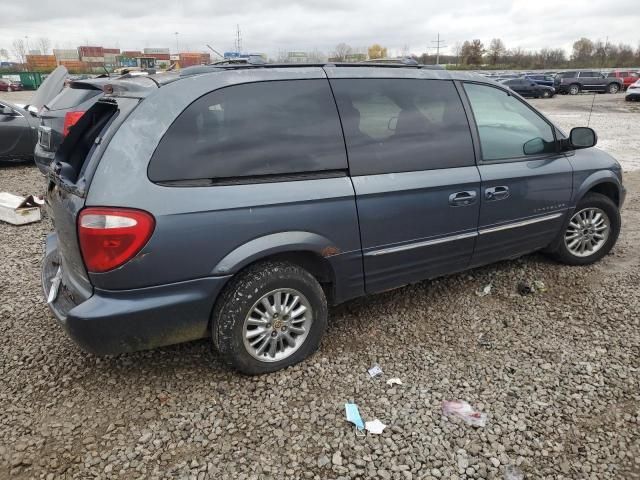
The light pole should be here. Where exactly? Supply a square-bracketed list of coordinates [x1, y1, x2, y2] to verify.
[174, 32, 179, 53]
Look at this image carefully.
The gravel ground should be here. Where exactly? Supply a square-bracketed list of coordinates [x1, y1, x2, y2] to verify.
[1, 92, 639, 480]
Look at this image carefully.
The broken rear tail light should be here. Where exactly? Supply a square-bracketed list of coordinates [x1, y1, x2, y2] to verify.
[78, 208, 155, 273]
[63, 111, 86, 137]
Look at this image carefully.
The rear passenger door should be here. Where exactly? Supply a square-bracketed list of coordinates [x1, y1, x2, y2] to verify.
[330, 77, 480, 293]
[579, 71, 604, 91]
[461, 82, 572, 267]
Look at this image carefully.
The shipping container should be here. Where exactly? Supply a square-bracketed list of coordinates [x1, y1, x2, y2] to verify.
[144, 47, 170, 55]
[179, 52, 206, 68]
[103, 48, 120, 54]
[59, 60, 88, 73]
[53, 49, 78, 61]
[146, 53, 170, 61]
[116, 56, 138, 68]
[122, 50, 142, 58]
[78, 46, 104, 57]
[80, 56, 105, 64]
[26, 55, 57, 71]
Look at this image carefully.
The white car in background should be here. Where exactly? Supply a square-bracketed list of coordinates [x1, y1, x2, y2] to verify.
[625, 79, 640, 101]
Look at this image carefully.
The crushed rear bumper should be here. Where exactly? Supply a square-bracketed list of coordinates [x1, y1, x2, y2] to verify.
[42, 233, 231, 355]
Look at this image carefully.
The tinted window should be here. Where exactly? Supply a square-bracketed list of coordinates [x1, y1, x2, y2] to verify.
[464, 83, 556, 161]
[331, 78, 474, 176]
[149, 80, 347, 182]
[580, 71, 600, 77]
[557, 72, 576, 78]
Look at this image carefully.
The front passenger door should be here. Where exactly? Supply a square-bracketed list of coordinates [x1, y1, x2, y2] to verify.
[462, 83, 573, 267]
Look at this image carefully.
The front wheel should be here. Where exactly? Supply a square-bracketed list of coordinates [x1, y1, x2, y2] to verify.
[541, 90, 551, 98]
[7, 87, 11, 92]
[212, 261, 328, 374]
[607, 83, 620, 94]
[569, 84, 580, 95]
[550, 193, 620, 265]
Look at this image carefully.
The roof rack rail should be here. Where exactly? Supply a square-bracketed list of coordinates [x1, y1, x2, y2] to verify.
[179, 61, 446, 77]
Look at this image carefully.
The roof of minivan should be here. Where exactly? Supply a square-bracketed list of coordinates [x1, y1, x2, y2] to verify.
[101, 64, 497, 98]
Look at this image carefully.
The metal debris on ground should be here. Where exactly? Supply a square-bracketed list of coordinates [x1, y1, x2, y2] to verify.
[345, 403, 365, 434]
[385, 377, 403, 386]
[364, 419, 386, 434]
[518, 279, 547, 295]
[478, 332, 493, 348]
[442, 400, 487, 427]
[367, 364, 383, 378]
[504, 465, 525, 480]
[476, 283, 492, 297]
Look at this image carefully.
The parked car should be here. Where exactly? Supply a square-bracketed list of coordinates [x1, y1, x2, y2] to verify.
[501, 78, 555, 98]
[0, 101, 38, 162]
[35, 77, 108, 173]
[554, 70, 623, 95]
[0, 79, 23, 92]
[42, 65, 625, 374]
[607, 70, 639, 90]
[0, 66, 68, 163]
[524, 74, 555, 87]
[625, 79, 640, 101]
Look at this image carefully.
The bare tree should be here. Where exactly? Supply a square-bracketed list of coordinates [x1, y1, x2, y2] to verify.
[36, 37, 51, 55]
[453, 41, 462, 65]
[333, 43, 352, 62]
[0, 48, 8, 62]
[12, 39, 27, 68]
[487, 38, 506, 65]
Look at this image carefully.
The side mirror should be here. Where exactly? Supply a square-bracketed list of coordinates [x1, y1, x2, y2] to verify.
[0, 106, 13, 115]
[523, 137, 545, 155]
[569, 127, 597, 149]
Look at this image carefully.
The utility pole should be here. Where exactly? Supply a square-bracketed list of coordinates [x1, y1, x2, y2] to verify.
[429, 33, 447, 65]
[174, 32, 179, 53]
[235, 25, 242, 55]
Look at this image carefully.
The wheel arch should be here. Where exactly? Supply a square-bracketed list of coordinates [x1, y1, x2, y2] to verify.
[575, 171, 622, 207]
[211, 231, 341, 297]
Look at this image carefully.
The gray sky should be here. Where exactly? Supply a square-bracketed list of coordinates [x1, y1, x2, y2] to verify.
[1, 0, 639, 59]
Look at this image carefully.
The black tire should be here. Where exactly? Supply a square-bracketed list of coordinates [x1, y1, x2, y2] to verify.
[607, 83, 620, 94]
[541, 90, 551, 98]
[568, 84, 580, 95]
[212, 261, 328, 375]
[550, 193, 620, 266]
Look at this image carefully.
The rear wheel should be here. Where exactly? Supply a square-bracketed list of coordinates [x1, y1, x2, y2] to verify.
[7, 87, 11, 93]
[607, 83, 620, 94]
[541, 90, 551, 98]
[569, 84, 580, 95]
[212, 261, 328, 374]
[550, 193, 620, 265]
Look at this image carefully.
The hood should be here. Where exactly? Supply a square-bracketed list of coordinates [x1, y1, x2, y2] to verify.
[29, 65, 68, 111]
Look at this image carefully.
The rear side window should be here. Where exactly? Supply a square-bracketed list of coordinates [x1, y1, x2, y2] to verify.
[148, 80, 347, 183]
[331, 78, 474, 176]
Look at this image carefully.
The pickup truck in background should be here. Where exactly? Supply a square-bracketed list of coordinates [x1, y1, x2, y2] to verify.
[554, 71, 624, 95]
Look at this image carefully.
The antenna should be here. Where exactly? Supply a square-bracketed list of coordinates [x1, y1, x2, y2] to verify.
[428, 33, 447, 65]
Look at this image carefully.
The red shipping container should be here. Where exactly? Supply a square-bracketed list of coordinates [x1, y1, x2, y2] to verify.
[78, 46, 104, 58]
[122, 50, 142, 58]
[148, 53, 170, 61]
[103, 48, 120, 54]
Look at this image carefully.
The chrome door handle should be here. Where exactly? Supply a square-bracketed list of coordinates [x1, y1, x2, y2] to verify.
[485, 186, 510, 201]
[449, 190, 477, 207]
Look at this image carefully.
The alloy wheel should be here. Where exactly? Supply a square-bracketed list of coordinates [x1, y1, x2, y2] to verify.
[564, 207, 610, 257]
[242, 288, 313, 362]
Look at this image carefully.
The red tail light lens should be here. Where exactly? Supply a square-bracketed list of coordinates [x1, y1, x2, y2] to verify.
[63, 111, 86, 137]
[78, 208, 155, 273]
